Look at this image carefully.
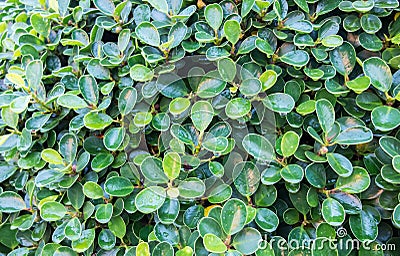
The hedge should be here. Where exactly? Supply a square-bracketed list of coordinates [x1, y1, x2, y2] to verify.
[0, 0, 400, 255]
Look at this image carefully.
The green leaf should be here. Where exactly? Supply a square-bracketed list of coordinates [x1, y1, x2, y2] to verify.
[225, 98, 251, 119]
[256, 38, 274, 55]
[10, 96, 30, 114]
[0, 191, 26, 213]
[104, 176, 134, 196]
[283, 208, 300, 225]
[336, 167, 370, 193]
[218, 58, 236, 82]
[31, 13, 50, 37]
[145, 0, 168, 14]
[241, 0, 255, 17]
[79, 75, 98, 105]
[255, 208, 279, 232]
[26, 60, 43, 90]
[154, 223, 179, 245]
[321, 35, 343, 47]
[284, 20, 313, 33]
[72, 229, 95, 253]
[170, 124, 194, 145]
[95, 203, 113, 223]
[197, 76, 226, 98]
[297, 100, 316, 115]
[198, 217, 223, 237]
[65, 217, 82, 241]
[0, 224, 18, 249]
[208, 184, 232, 203]
[359, 33, 382, 51]
[141, 156, 169, 184]
[152, 113, 170, 131]
[203, 234, 227, 253]
[93, 0, 115, 15]
[360, 14, 382, 34]
[57, 94, 88, 109]
[346, 76, 370, 94]
[263, 93, 295, 114]
[98, 229, 116, 250]
[84, 112, 113, 130]
[91, 152, 114, 172]
[104, 127, 125, 151]
[289, 184, 311, 214]
[163, 152, 181, 180]
[204, 4, 223, 30]
[329, 191, 362, 215]
[242, 133, 275, 162]
[280, 50, 309, 67]
[41, 148, 63, 165]
[363, 57, 392, 92]
[203, 136, 229, 153]
[316, 99, 335, 133]
[60, 133, 77, 164]
[261, 165, 281, 185]
[231, 227, 262, 255]
[379, 136, 400, 157]
[304, 67, 324, 81]
[191, 100, 214, 131]
[169, 97, 190, 115]
[2, 107, 17, 128]
[329, 42, 356, 76]
[134, 112, 153, 127]
[349, 208, 378, 242]
[371, 106, 400, 132]
[83, 181, 103, 199]
[183, 205, 204, 228]
[334, 126, 373, 145]
[381, 165, 400, 184]
[40, 201, 66, 221]
[327, 153, 353, 177]
[157, 198, 180, 224]
[233, 161, 260, 196]
[294, 0, 309, 12]
[240, 78, 262, 96]
[393, 156, 400, 173]
[169, 22, 187, 49]
[136, 22, 160, 47]
[209, 161, 225, 178]
[108, 216, 126, 238]
[316, 0, 340, 15]
[118, 87, 137, 116]
[281, 131, 300, 157]
[130, 64, 154, 82]
[392, 204, 400, 227]
[224, 20, 241, 45]
[259, 70, 278, 91]
[135, 186, 166, 214]
[322, 198, 345, 226]
[87, 59, 110, 80]
[281, 164, 304, 183]
[221, 199, 247, 235]
[118, 28, 131, 51]
[237, 36, 256, 54]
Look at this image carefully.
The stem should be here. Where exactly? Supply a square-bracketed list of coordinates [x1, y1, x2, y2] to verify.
[22, 84, 55, 112]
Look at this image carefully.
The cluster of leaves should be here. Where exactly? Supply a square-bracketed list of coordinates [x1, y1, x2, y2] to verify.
[0, 0, 400, 255]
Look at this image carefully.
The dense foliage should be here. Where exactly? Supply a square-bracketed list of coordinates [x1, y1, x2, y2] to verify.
[0, 0, 400, 255]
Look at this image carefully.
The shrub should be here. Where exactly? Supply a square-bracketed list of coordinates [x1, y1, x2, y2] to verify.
[0, 0, 400, 255]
